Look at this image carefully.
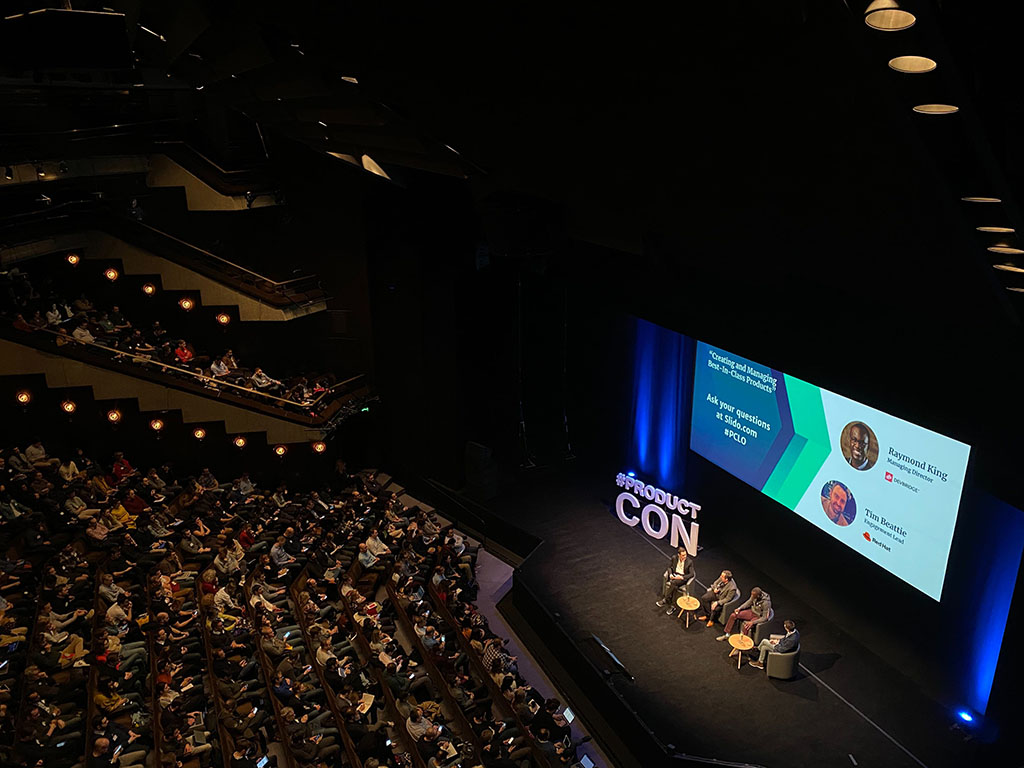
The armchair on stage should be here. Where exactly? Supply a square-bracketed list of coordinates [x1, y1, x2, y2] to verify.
[716, 593, 742, 627]
[751, 608, 776, 644]
[766, 642, 800, 680]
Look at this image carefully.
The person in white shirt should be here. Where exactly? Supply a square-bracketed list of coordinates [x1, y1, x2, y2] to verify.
[365, 528, 391, 558]
[72, 323, 96, 344]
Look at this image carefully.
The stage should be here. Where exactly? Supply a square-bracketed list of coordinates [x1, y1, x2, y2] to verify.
[483, 467, 986, 768]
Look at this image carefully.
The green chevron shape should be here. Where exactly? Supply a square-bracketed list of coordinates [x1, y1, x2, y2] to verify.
[763, 374, 830, 509]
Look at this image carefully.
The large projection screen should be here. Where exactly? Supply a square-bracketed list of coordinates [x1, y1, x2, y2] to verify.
[690, 341, 970, 600]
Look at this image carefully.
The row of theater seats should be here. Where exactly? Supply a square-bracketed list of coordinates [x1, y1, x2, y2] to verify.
[1, 436, 591, 768]
[1, 261, 338, 413]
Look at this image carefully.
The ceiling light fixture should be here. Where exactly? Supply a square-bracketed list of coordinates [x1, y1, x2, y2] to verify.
[66, 252, 80, 265]
[149, 418, 164, 432]
[179, 297, 195, 311]
[142, 283, 156, 295]
[865, 9, 916, 31]
[215, 313, 230, 325]
[36, 165, 45, 178]
[311, 441, 327, 454]
[107, 409, 122, 424]
[274, 445, 288, 457]
[193, 427, 207, 440]
[1007, 287, 1024, 293]
[912, 104, 959, 115]
[4, 166, 12, 180]
[15, 390, 31, 405]
[961, 197, 1001, 203]
[104, 268, 119, 281]
[988, 246, 1024, 255]
[61, 399, 77, 414]
[977, 227, 1015, 233]
[888, 56, 937, 74]
[993, 263, 1024, 274]
[233, 436, 247, 449]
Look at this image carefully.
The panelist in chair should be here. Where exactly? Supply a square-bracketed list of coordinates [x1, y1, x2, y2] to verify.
[748, 620, 799, 670]
[717, 586, 772, 641]
[696, 570, 739, 627]
[656, 547, 696, 615]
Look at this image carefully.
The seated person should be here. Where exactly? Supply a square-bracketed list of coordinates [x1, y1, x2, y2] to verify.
[696, 569, 739, 627]
[748, 619, 799, 670]
[718, 587, 772, 642]
[656, 547, 696, 614]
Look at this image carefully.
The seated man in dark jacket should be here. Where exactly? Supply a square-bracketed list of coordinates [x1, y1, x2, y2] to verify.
[748, 620, 799, 670]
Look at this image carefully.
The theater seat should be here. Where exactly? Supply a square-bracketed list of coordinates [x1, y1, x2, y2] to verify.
[766, 643, 800, 680]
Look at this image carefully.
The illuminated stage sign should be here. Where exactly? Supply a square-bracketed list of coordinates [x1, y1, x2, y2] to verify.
[614, 473, 701, 554]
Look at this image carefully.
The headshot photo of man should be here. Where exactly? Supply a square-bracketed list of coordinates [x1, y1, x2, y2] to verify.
[840, 421, 878, 471]
[821, 480, 856, 527]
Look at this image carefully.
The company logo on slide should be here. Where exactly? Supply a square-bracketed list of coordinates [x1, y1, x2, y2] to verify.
[885, 472, 893, 482]
[863, 532, 871, 542]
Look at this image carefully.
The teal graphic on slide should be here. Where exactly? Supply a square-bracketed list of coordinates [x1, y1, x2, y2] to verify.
[690, 342, 970, 601]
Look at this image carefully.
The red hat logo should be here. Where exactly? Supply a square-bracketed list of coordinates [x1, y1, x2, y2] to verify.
[863, 532, 871, 542]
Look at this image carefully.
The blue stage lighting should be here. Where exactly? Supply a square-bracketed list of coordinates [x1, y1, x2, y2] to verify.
[957, 711, 973, 723]
[627, 471, 636, 478]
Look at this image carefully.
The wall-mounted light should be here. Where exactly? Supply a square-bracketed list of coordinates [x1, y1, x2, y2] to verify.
[15, 390, 31, 404]
[233, 436, 247, 449]
[150, 418, 164, 432]
[179, 297, 195, 311]
[61, 399, 77, 414]
[312, 441, 327, 454]
[193, 427, 207, 440]
[104, 268, 119, 281]
[142, 283, 156, 295]
[67, 252, 80, 266]
[107, 409, 122, 424]
[274, 445, 288, 457]
[215, 313, 230, 325]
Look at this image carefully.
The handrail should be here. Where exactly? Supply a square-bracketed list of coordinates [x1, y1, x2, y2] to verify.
[425, 581, 555, 768]
[0, 204, 324, 300]
[289, 565, 365, 768]
[195, 582, 237, 768]
[385, 580, 484, 766]
[242, 571, 300, 768]
[9, 323, 362, 414]
[337, 562, 427, 768]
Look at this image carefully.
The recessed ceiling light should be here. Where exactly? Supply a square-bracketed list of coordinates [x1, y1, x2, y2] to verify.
[962, 197, 1001, 203]
[1007, 287, 1024, 293]
[866, 9, 916, 31]
[977, 227, 1015, 233]
[889, 56, 937, 74]
[913, 104, 959, 115]
[988, 246, 1024, 255]
[864, 0, 899, 12]
[993, 263, 1024, 274]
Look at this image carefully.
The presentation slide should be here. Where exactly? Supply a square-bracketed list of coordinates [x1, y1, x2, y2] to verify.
[690, 341, 970, 600]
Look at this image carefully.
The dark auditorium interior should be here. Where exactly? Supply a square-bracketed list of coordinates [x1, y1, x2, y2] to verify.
[0, 3, 1021, 768]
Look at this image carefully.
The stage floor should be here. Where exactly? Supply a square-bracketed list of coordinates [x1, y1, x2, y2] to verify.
[486, 467, 982, 768]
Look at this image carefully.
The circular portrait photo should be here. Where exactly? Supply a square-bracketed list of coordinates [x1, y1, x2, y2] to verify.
[840, 421, 879, 471]
[821, 480, 857, 527]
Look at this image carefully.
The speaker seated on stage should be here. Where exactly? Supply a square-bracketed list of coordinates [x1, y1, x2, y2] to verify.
[655, 547, 696, 615]
[695, 570, 739, 628]
[748, 619, 799, 672]
[716, 587, 772, 642]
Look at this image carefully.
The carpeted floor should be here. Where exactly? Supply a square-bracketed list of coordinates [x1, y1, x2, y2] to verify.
[486, 468, 980, 768]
